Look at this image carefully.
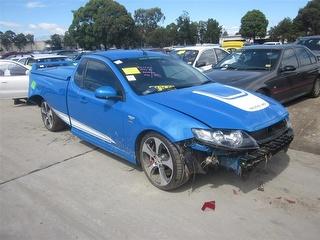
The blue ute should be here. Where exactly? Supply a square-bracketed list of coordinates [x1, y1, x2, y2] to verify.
[28, 50, 294, 190]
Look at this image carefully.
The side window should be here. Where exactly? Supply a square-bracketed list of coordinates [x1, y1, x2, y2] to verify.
[306, 49, 317, 64]
[74, 59, 87, 87]
[8, 63, 27, 76]
[215, 48, 229, 62]
[0, 63, 9, 76]
[83, 60, 120, 92]
[197, 49, 216, 66]
[281, 49, 298, 68]
[296, 48, 312, 66]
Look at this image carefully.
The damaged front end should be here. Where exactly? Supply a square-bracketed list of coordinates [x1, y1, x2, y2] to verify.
[178, 118, 294, 177]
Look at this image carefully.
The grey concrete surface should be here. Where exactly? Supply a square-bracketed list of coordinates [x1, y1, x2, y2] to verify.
[1, 99, 320, 240]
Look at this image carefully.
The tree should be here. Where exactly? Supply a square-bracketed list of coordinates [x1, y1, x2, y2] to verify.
[146, 27, 170, 48]
[165, 23, 178, 46]
[134, 7, 165, 45]
[69, 0, 135, 49]
[13, 33, 27, 51]
[0, 30, 16, 51]
[63, 31, 76, 48]
[269, 18, 296, 42]
[222, 30, 228, 37]
[293, 0, 320, 35]
[25, 34, 35, 50]
[176, 11, 198, 45]
[46, 34, 63, 50]
[204, 19, 222, 43]
[197, 21, 207, 44]
[239, 9, 268, 40]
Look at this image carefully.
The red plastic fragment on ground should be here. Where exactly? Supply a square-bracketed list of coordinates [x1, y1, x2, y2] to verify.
[285, 198, 296, 204]
[201, 201, 216, 211]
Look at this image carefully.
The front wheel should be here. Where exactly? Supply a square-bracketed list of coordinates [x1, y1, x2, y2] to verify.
[310, 78, 320, 98]
[139, 132, 188, 190]
[41, 101, 65, 132]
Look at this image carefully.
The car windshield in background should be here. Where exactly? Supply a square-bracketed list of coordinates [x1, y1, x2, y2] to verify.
[214, 49, 281, 71]
[297, 38, 320, 51]
[172, 50, 199, 65]
[114, 57, 210, 95]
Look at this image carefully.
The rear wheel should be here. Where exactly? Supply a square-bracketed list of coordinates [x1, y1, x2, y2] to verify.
[310, 78, 320, 98]
[41, 101, 65, 132]
[139, 132, 188, 190]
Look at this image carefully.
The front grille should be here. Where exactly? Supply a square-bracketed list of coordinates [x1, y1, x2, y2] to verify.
[249, 119, 287, 143]
[239, 129, 294, 170]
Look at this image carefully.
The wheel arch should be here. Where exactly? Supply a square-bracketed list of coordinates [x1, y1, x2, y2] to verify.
[28, 95, 44, 106]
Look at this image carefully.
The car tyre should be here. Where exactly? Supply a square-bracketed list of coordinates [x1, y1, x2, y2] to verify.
[139, 132, 188, 190]
[310, 78, 320, 98]
[41, 101, 65, 132]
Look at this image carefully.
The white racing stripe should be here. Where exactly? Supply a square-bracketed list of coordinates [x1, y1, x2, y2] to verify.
[52, 108, 70, 125]
[193, 87, 269, 112]
[70, 118, 115, 144]
[52, 107, 115, 144]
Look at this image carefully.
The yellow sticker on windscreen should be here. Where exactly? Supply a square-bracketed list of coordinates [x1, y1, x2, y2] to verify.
[177, 50, 186, 55]
[122, 67, 141, 75]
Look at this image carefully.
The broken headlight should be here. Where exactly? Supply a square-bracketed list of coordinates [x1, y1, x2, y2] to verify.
[192, 128, 259, 150]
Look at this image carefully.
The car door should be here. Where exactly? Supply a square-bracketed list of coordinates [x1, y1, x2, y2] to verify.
[294, 47, 318, 95]
[67, 58, 127, 154]
[272, 48, 300, 101]
[195, 49, 217, 71]
[0, 62, 29, 99]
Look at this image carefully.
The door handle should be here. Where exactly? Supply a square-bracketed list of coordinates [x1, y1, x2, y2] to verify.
[80, 96, 88, 104]
[1, 81, 7, 83]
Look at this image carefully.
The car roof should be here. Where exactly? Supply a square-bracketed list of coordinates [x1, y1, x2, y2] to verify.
[32, 54, 68, 59]
[173, 45, 221, 51]
[298, 35, 320, 40]
[243, 44, 305, 50]
[0, 59, 28, 68]
[91, 50, 167, 61]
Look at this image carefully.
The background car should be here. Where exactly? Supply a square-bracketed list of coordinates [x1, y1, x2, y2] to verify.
[0, 60, 29, 103]
[18, 54, 70, 69]
[171, 45, 229, 71]
[205, 45, 320, 103]
[295, 35, 320, 60]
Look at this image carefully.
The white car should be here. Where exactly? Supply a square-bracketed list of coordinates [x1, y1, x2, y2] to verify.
[172, 45, 229, 71]
[18, 54, 70, 69]
[0, 60, 29, 102]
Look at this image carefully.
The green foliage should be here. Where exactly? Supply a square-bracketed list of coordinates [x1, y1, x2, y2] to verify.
[294, 0, 320, 35]
[176, 11, 198, 45]
[63, 31, 76, 48]
[46, 34, 63, 50]
[13, 33, 27, 51]
[146, 27, 170, 48]
[25, 34, 34, 45]
[269, 18, 296, 42]
[0, 30, 16, 51]
[69, 0, 134, 49]
[204, 19, 222, 43]
[239, 9, 268, 39]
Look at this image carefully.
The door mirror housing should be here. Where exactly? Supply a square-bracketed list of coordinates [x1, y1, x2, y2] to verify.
[95, 86, 122, 100]
[281, 65, 296, 72]
[195, 61, 206, 68]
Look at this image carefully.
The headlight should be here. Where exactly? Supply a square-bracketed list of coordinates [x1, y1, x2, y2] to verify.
[286, 118, 292, 129]
[192, 129, 258, 150]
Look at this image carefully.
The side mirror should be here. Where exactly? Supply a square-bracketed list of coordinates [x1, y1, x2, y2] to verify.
[25, 70, 30, 75]
[195, 61, 206, 68]
[281, 65, 296, 72]
[95, 86, 122, 100]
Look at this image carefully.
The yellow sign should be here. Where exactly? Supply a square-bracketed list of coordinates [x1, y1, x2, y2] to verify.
[122, 67, 141, 75]
[177, 50, 186, 55]
[151, 85, 175, 92]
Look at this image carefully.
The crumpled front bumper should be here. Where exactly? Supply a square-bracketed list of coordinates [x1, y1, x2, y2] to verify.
[185, 126, 294, 176]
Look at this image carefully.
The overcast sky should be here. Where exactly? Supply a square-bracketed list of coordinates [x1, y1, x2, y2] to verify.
[0, 0, 309, 40]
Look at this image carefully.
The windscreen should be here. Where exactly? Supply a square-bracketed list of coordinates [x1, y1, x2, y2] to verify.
[214, 49, 281, 71]
[114, 56, 210, 95]
[171, 50, 199, 65]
